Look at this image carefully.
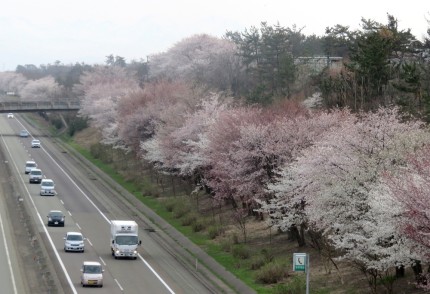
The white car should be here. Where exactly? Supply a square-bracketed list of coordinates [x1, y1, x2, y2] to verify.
[31, 139, 41, 148]
[29, 168, 43, 184]
[40, 179, 55, 196]
[7, 113, 14, 118]
[81, 261, 103, 287]
[64, 232, 85, 252]
[25, 161, 37, 174]
[19, 130, 29, 137]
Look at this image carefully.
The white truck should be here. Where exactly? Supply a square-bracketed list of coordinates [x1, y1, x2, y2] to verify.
[110, 220, 141, 259]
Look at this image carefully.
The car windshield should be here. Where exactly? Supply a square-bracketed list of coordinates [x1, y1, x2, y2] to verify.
[83, 265, 102, 274]
[49, 212, 63, 217]
[116, 236, 138, 245]
[42, 181, 54, 187]
[32, 140, 40, 143]
[27, 163, 36, 168]
[67, 235, 83, 241]
[31, 170, 42, 175]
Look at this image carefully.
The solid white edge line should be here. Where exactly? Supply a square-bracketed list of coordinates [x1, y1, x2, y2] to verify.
[10, 121, 176, 294]
[0, 211, 18, 294]
[1, 135, 78, 294]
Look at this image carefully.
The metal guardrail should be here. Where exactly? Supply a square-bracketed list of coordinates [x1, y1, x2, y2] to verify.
[0, 101, 80, 113]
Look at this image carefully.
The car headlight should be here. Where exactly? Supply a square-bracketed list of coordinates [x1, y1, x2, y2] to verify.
[133, 250, 137, 254]
[61, 217, 65, 221]
[48, 217, 52, 221]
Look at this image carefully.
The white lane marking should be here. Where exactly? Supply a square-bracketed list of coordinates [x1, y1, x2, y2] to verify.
[67, 210, 72, 216]
[114, 279, 124, 291]
[60, 200, 64, 205]
[41, 148, 111, 223]
[0, 211, 18, 294]
[76, 223, 81, 230]
[1, 135, 78, 294]
[87, 238, 93, 247]
[139, 253, 175, 294]
[99, 257, 106, 266]
[41, 141, 176, 293]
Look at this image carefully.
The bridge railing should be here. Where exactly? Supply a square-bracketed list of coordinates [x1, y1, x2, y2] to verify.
[0, 100, 81, 112]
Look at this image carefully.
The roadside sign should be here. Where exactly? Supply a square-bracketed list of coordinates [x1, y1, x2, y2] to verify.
[293, 253, 310, 294]
[293, 253, 307, 272]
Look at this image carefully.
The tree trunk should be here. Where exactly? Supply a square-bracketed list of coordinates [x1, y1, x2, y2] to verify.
[396, 265, 405, 278]
[290, 225, 306, 247]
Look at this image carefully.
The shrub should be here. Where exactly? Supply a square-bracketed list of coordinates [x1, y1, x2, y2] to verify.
[68, 116, 88, 136]
[230, 232, 239, 244]
[255, 261, 288, 284]
[142, 187, 160, 198]
[207, 225, 223, 239]
[220, 239, 232, 252]
[261, 248, 275, 263]
[232, 244, 251, 260]
[50, 117, 63, 129]
[192, 220, 206, 232]
[282, 275, 306, 293]
[162, 198, 177, 212]
[172, 202, 190, 218]
[249, 255, 267, 270]
[181, 213, 197, 226]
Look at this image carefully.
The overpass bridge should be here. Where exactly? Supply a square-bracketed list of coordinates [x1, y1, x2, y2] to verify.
[0, 100, 80, 113]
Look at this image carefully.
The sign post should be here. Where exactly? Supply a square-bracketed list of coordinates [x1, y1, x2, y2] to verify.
[293, 253, 309, 294]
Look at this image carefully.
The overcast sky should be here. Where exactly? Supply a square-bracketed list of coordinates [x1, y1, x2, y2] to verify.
[0, 0, 428, 71]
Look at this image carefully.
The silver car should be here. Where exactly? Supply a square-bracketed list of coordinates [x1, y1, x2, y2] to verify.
[40, 179, 55, 196]
[31, 139, 41, 148]
[29, 168, 43, 184]
[64, 232, 85, 252]
[19, 130, 29, 137]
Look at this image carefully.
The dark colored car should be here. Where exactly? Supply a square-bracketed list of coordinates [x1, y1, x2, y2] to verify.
[47, 210, 65, 227]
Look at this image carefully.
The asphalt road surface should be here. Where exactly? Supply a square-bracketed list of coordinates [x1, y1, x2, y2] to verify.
[0, 113, 241, 294]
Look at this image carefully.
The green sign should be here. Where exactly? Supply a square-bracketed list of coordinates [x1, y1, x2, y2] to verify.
[293, 253, 307, 272]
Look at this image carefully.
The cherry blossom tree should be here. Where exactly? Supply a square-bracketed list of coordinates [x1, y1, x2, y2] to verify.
[19, 76, 63, 101]
[269, 107, 430, 291]
[203, 106, 263, 208]
[0, 72, 27, 95]
[135, 81, 203, 170]
[157, 93, 232, 178]
[381, 144, 430, 289]
[77, 65, 140, 143]
[383, 144, 430, 256]
[262, 108, 354, 246]
[149, 34, 241, 91]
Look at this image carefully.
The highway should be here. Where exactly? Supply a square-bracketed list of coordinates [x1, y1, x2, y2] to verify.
[0, 113, 224, 294]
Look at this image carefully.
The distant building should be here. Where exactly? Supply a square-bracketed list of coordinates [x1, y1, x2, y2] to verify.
[295, 56, 343, 74]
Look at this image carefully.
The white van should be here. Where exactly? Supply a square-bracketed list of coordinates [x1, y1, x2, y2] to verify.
[81, 261, 103, 287]
[29, 168, 43, 184]
[25, 161, 37, 174]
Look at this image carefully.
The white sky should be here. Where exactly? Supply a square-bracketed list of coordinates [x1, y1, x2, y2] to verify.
[0, 0, 428, 71]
